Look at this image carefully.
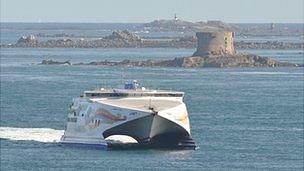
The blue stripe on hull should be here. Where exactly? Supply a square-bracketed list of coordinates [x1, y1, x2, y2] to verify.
[59, 142, 108, 150]
[60, 142, 196, 150]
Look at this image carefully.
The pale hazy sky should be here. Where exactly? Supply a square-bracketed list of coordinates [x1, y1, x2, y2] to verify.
[1, 0, 303, 23]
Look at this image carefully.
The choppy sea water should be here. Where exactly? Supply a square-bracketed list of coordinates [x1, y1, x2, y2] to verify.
[0, 46, 303, 170]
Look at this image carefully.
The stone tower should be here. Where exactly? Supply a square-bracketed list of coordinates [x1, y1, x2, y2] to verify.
[193, 31, 235, 56]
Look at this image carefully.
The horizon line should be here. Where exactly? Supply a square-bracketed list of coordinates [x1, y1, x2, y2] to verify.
[1, 21, 304, 24]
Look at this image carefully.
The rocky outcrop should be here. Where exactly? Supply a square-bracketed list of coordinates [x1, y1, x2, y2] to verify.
[39, 55, 301, 68]
[143, 19, 235, 32]
[2, 31, 303, 49]
[16, 35, 38, 46]
[176, 55, 300, 67]
[35, 29, 302, 68]
[195, 54, 299, 67]
[103, 30, 141, 42]
[41, 59, 71, 65]
[141, 19, 302, 36]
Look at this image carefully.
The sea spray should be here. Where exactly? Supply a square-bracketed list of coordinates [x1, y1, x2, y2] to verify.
[0, 127, 64, 143]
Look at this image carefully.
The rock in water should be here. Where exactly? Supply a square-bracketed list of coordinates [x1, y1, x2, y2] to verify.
[41, 59, 71, 65]
[39, 55, 300, 68]
[103, 30, 141, 42]
[38, 30, 301, 68]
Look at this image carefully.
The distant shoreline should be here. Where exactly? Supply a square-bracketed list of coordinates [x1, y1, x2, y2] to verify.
[2, 20, 303, 49]
[2, 31, 303, 50]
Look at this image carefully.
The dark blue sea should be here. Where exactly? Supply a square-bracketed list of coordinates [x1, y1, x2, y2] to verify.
[0, 23, 303, 170]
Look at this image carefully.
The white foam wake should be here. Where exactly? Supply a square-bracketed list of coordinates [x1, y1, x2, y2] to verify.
[0, 127, 64, 143]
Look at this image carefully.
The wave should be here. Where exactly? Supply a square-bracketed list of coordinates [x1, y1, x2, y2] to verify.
[0, 127, 64, 143]
[0, 127, 137, 143]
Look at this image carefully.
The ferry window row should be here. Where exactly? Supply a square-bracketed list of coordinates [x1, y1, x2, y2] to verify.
[85, 93, 183, 97]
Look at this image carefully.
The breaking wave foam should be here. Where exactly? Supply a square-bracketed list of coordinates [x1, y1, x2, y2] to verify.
[0, 127, 64, 143]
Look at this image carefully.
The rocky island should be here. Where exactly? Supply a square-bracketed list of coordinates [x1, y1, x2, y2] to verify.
[2, 30, 302, 49]
[39, 31, 302, 68]
[2, 18, 303, 50]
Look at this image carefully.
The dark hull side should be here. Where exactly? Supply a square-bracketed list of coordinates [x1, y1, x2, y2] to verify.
[103, 114, 196, 149]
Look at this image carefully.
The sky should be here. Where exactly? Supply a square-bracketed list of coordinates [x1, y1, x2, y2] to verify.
[1, 0, 303, 23]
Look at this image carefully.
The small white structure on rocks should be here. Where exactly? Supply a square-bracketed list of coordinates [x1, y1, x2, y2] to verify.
[17, 35, 38, 44]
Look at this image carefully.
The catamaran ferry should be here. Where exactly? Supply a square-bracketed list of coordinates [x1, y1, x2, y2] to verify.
[60, 81, 196, 149]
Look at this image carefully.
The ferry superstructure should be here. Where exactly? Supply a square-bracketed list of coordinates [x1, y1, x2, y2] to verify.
[60, 81, 196, 149]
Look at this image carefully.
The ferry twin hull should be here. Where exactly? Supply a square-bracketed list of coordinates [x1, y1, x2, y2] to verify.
[61, 88, 196, 149]
[104, 114, 196, 149]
